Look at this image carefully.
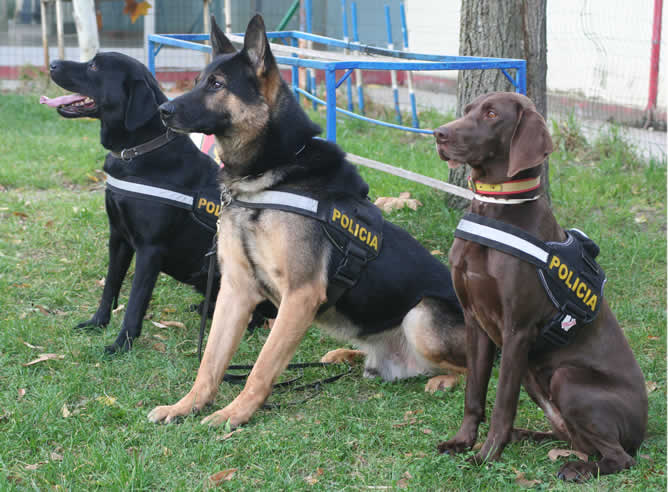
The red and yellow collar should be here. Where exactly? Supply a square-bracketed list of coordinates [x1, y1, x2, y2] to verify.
[468, 176, 541, 196]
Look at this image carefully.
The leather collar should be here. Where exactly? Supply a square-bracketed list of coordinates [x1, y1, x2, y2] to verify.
[110, 129, 177, 161]
[468, 175, 541, 196]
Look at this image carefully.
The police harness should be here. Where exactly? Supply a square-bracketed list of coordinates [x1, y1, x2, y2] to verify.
[454, 212, 606, 353]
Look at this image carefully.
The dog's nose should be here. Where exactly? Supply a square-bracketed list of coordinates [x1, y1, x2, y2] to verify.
[158, 102, 175, 120]
[434, 126, 450, 143]
[49, 60, 62, 72]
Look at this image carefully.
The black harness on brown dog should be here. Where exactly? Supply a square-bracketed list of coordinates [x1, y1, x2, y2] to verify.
[455, 213, 606, 353]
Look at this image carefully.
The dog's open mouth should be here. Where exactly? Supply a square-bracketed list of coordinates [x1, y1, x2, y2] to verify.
[40, 94, 98, 117]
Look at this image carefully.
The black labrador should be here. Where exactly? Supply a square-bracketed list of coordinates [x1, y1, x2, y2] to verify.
[44, 52, 265, 353]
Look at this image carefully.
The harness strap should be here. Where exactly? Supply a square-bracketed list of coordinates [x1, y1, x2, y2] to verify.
[110, 129, 178, 161]
[455, 213, 549, 267]
[105, 173, 194, 208]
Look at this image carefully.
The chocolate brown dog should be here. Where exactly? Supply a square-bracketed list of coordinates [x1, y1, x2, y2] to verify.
[434, 92, 647, 481]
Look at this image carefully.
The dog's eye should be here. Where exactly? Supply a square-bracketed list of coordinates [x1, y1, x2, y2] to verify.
[208, 76, 223, 90]
[88, 61, 97, 71]
[485, 110, 497, 119]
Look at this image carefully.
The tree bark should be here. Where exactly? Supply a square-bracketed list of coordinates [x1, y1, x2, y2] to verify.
[72, 0, 99, 62]
[449, 0, 549, 207]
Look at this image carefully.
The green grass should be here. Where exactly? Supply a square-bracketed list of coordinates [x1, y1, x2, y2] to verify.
[0, 93, 665, 490]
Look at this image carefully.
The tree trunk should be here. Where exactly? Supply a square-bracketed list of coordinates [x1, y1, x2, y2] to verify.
[449, 0, 549, 207]
[72, 0, 99, 62]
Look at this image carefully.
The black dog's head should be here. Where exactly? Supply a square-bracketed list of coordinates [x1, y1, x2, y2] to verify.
[43, 52, 167, 151]
[159, 15, 320, 176]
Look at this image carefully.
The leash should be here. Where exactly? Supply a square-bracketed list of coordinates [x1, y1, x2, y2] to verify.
[223, 361, 353, 409]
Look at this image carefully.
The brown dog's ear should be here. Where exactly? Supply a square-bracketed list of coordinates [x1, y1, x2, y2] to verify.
[210, 15, 236, 56]
[243, 14, 276, 77]
[507, 109, 554, 177]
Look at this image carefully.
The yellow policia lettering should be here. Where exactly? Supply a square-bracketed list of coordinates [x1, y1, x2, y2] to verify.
[548, 255, 598, 312]
[331, 208, 379, 252]
[197, 198, 221, 217]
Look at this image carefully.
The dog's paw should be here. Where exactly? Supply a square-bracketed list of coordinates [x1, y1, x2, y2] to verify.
[557, 461, 595, 482]
[104, 340, 131, 355]
[200, 406, 250, 428]
[320, 348, 365, 364]
[425, 374, 460, 393]
[74, 316, 109, 330]
[437, 438, 473, 455]
[148, 404, 193, 424]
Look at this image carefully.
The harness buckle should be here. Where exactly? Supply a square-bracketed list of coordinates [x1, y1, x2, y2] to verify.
[120, 148, 135, 161]
[332, 242, 367, 288]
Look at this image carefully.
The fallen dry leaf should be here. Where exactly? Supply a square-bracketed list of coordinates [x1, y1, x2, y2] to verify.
[646, 381, 658, 393]
[96, 395, 117, 406]
[216, 428, 243, 441]
[514, 470, 541, 488]
[397, 471, 412, 489]
[547, 448, 588, 462]
[647, 335, 660, 340]
[152, 342, 167, 353]
[13, 211, 28, 219]
[421, 428, 433, 435]
[35, 305, 51, 315]
[159, 320, 187, 330]
[96, 277, 106, 287]
[430, 249, 443, 255]
[151, 321, 167, 329]
[61, 404, 71, 418]
[305, 468, 324, 485]
[23, 353, 65, 366]
[50, 451, 63, 462]
[634, 214, 647, 224]
[25, 462, 46, 471]
[208, 468, 237, 486]
[152, 333, 167, 341]
[162, 307, 176, 313]
[23, 341, 45, 350]
[374, 193, 423, 213]
[112, 304, 125, 314]
[18, 388, 26, 400]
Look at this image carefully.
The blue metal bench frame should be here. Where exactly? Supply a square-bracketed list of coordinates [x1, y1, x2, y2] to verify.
[147, 31, 526, 143]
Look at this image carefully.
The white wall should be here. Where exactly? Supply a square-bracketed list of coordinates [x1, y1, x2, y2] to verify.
[406, 0, 666, 110]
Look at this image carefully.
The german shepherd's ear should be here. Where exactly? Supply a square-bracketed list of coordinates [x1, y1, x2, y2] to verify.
[210, 15, 236, 56]
[242, 14, 276, 77]
[125, 79, 158, 131]
[507, 108, 554, 177]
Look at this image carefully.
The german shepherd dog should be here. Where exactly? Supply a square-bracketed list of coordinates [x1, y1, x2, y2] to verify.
[43, 52, 270, 353]
[148, 15, 467, 428]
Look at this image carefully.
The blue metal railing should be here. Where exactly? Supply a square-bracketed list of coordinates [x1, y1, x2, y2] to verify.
[147, 30, 526, 143]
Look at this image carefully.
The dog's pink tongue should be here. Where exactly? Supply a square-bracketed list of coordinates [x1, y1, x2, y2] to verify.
[39, 94, 84, 108]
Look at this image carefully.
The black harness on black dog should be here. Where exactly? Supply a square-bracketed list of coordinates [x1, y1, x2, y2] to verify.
[454, 213, 606, 353]
[104, 174, 222, 234]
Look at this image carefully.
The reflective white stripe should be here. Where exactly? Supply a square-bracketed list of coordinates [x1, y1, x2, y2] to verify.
[473, 194, 542, 204]
[105, 173, 194, 206]
[457, 219, 549, 263]
[189, 132, 204, 148]
[238, 190, 319, 214]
